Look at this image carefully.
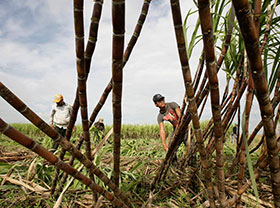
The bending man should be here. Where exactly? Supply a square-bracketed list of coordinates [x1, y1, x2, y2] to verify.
[153, 94, 181, 152]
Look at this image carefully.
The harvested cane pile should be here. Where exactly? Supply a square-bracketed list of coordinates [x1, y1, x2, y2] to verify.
[1, 0, 280, 207]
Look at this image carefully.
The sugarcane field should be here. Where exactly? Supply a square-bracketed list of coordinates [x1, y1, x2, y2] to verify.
[1, 0, 280, 207]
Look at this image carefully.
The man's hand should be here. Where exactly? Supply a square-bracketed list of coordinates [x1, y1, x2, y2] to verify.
[164, 145, 168, 152]
[50, 124, 54, 129]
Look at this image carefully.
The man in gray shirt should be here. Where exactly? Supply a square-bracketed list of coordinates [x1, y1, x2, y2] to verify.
[153, 94, 181, 152]
[49, 94, 72, 150]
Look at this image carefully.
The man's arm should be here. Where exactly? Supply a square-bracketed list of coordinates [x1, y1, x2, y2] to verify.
[49, 106, 55, 128]
[159, 122, 168, 152]
[175, 107, 181, 119]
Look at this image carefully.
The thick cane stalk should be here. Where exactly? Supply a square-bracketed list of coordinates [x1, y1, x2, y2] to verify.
[73, 0, 99, 203]
[253, 0, 262, 36]
[170, 0, 215, 206]
[152, 7, 236, 185]
[235, 0, 263, 197]
[55, 0, 151, 195]
[195, 5, 235, 120]
[73, 0, 92, 162]
[158, 16, 235, 176]
[198, 0, 227, 206]
[232, 0, 280, 206]
[51, 0, 104, 195]
[0, 119, 127, 208]
[89, 0, 152, 126]
[112, 0, 125, 187]
[0, 82, 131, 206]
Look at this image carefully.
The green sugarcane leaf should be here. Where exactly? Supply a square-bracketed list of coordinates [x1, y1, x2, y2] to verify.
[268, 46, 280, 93]
[242, 108, 260, 207]
[183, 9, 200, 58]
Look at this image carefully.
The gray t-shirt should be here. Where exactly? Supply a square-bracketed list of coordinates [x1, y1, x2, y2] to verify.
[157, 102, 180, 128]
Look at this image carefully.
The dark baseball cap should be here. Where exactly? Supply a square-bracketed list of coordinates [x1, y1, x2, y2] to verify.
[153, 94, 164, 103]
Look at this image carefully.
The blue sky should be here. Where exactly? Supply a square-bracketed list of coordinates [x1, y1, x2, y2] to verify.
[0, 0, 263, 130]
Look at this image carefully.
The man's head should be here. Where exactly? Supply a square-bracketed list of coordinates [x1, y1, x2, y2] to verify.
[98, 117, 104, 123]
[53, 94, 64, 105]
[153, 94, 165, 108]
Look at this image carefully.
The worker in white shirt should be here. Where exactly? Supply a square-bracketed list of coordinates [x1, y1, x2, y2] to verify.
[49, 94, 72, 151]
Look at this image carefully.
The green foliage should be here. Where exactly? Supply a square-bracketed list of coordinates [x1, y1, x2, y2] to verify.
[242, 108, 260, 205]
[0, 123, 263, 207]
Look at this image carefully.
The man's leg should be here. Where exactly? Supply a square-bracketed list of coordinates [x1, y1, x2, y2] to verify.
[51, 126, 66, 151]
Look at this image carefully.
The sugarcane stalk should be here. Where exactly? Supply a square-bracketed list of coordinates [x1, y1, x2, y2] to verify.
[51, 0, 104, 196]
[198, 0, 227, 206]
[0, 118, 127, 208]
[232, 0, 280, 206]
[202, 73, 246, 151]
[153, 115, 189, 186]
[193, 54, 205, 94]
[260, 1, 278, 53]
[152, 1, 235, 189]
[152, 32, 235, 189]
[0, 82, 131, 206]
[111, 0, 125, 187]
[73, 0, 99, 203]
[73, 0, 92, 162]
[56, 0, 151, 195]
[199, 92, 209, 118]
[201, 67, 244, 144]
[170, 0, 215, 206]
[206, 78, 247, 156]
[227, 92, 280, 177]
[89, 0, 152, 126]
[236, 54, 250, 207]
[55, 128, 112, 198]
[235, 0, 263, 196]
[152, 4, 236, 184]
[253, 0, 262, 36]
[195, 5, 235, 108]
[54, 135, 85, 198]
[85, 0, 103, 74]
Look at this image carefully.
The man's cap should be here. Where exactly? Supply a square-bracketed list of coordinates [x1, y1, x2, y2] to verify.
[153, 94, 164, 103]
[98, 117, 104, 123]
[53, 94, 63, 103]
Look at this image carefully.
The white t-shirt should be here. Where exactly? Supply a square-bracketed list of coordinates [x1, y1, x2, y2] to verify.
[49, 103, 72, 129]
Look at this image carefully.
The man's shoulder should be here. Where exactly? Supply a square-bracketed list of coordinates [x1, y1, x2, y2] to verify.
[166, 101, 179, 105]
[64, 103, 72, 108]
[166, 102, 179, 108]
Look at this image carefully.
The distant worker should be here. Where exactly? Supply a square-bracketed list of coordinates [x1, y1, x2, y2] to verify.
[49, 94, 72, 150]
[153, 94, 182, 152]
[90, 117, 105, 144]
[94, 117, 105, 136]
[232, 123, 238, 144]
